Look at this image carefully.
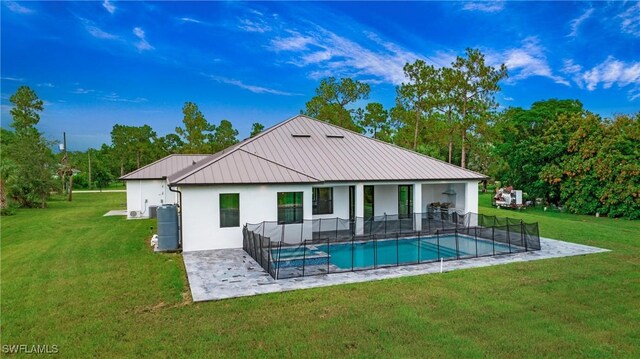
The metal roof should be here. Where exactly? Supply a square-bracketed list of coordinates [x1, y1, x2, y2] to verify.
[119, 154, 210, 180]
[169, 115, 487, 185]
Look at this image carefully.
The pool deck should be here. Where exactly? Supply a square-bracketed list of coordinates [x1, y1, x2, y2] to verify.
[183, 237, 609, 302]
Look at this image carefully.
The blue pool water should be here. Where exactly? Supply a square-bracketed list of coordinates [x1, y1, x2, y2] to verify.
[273, 235, 514, 269]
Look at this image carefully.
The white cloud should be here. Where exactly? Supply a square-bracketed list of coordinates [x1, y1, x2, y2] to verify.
[568, 8, 594, 37]
[78, 17, 118, 40]
[101, 92, 147, 103]
[238, 18, 272, 33]
[179, 17, 202, 24]
[133, 27, 154, 51]
[102, 0, 115, 14]
[1, 76, 24, 81]
[270, 33, 314, 51]
[581, 56, 640, 92]
[37, 83, 54, 88]
[4, 1, 33, 14]
[72, 88, 94, 94]
[618, 2, 640, 37]
[269, 27, 423, 85]
[462, 1, 504, 13]
[491, 37, 569, 86]
[204, 75, 300, 96]
[87, 25, 118, 40]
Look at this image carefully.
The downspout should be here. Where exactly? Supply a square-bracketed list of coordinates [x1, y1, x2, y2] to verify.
[166, 177, 183, 248]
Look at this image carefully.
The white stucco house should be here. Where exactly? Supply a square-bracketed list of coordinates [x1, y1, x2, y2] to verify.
[119, 154, 208, 219]
[157, 115, 486, 252]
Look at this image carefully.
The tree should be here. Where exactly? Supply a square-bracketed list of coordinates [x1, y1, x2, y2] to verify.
[175, 102, 215, 153]
[433, 67, 461, 163]
[4, 86, 54, 208]
[110, 124, 157, 174]
[359, 103, 393, 141]
[494, 99, 585, 203]
[212, 120, 239, 152]
[303, 77, 370, 132]
[157, 133, 184, 155]
[396, 60, 439, 150]
[452, 48, 507, 168]
[250, 122, 265, 137]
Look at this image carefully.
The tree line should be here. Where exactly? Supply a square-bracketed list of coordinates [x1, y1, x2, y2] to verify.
[2, 48, 638, 218]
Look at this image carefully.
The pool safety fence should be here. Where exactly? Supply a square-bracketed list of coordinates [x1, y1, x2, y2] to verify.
[242, 209, 540, 280]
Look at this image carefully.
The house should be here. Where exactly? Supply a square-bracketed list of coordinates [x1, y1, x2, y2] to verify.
[164, 115, 486, 252]
[119, 154, 208, 219]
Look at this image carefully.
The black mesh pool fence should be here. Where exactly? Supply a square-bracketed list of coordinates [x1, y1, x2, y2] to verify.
[242, 208, 541, 280]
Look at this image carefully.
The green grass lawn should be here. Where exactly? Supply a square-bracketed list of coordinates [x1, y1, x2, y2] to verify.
[2, 192, 639, 357]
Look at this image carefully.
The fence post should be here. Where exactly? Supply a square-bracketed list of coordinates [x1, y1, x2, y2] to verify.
[351, 233, 355, 271]
[436, 230, 441, 260]
[492, 226, 496, 256]
[418, 231, 421, 263]
[302, 239, 306, 277]
[326, 236, 330, 274]
[319, 218, 322, 240]
[268, 235, 272, 276]
[522, 220, 528, 252]
[374, 235, 378, 269]
[455, 228, 460, 260]
[474, 227, 478, 257]
[507, 220, 512, 253]
[277, 241, 283, 279]
[396, 232, 399, 266]
[335, 217, 339, 242]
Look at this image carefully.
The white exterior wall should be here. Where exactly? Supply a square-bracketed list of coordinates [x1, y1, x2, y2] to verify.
[181, 184, 312, 251]
[465, 181, 479, 219]
[125, 179, 174, 219]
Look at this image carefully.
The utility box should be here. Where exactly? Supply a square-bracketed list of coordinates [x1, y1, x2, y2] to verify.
[157, 204, 179, 251]
[149, 205, 158, 219]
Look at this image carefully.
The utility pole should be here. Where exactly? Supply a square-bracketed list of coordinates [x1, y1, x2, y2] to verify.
[60, 132, 73, 201]
[88, 150, 92, 190]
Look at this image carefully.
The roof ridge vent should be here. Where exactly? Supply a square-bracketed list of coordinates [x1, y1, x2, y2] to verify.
[326, 134, 344, 138]
[291, 133, 311, 138]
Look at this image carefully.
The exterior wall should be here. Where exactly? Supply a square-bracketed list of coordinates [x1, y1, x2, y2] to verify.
[181, 184, 312, 251]
[180, 180, 480, 251]
[126, 179, 174, 219]
[311, 185, 350, 219]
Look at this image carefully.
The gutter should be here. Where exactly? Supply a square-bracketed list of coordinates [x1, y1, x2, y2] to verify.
[166, 177, 183, 248]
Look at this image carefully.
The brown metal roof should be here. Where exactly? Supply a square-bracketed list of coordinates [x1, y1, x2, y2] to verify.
[119, 154, 210, 180]
[169, 115, 487, 185]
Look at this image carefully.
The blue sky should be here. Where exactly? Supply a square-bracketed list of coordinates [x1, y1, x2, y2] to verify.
[2, 1, 639, 151]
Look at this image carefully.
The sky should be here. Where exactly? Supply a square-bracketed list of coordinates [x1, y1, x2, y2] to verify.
[1, 1, 639, 151]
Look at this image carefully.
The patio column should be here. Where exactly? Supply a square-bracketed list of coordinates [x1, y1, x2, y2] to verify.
[413, 182, 422, 231]
[465, 181, 479, 225]
[355, 183, 364, 235]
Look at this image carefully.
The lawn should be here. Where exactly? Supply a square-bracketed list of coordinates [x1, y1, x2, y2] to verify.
[2, 192, 639, 357]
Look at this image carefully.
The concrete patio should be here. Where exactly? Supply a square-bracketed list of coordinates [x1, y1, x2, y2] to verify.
[183, 237, 610, 302]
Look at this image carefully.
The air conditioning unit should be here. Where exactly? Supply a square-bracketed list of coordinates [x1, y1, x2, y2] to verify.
[129, 210, 139, 218]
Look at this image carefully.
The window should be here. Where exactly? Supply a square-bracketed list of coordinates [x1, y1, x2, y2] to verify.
[312, 187, 333, 215]
[364, 185, 375, 219]
[277, 192, 303, 224]
[398, 185, 413, 218]
[219, 193, 240, 228]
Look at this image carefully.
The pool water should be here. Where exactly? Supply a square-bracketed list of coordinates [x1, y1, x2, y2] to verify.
[315, 235, 512, 269]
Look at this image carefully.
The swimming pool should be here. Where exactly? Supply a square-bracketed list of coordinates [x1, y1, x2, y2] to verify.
[272, 235, 514, 270]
